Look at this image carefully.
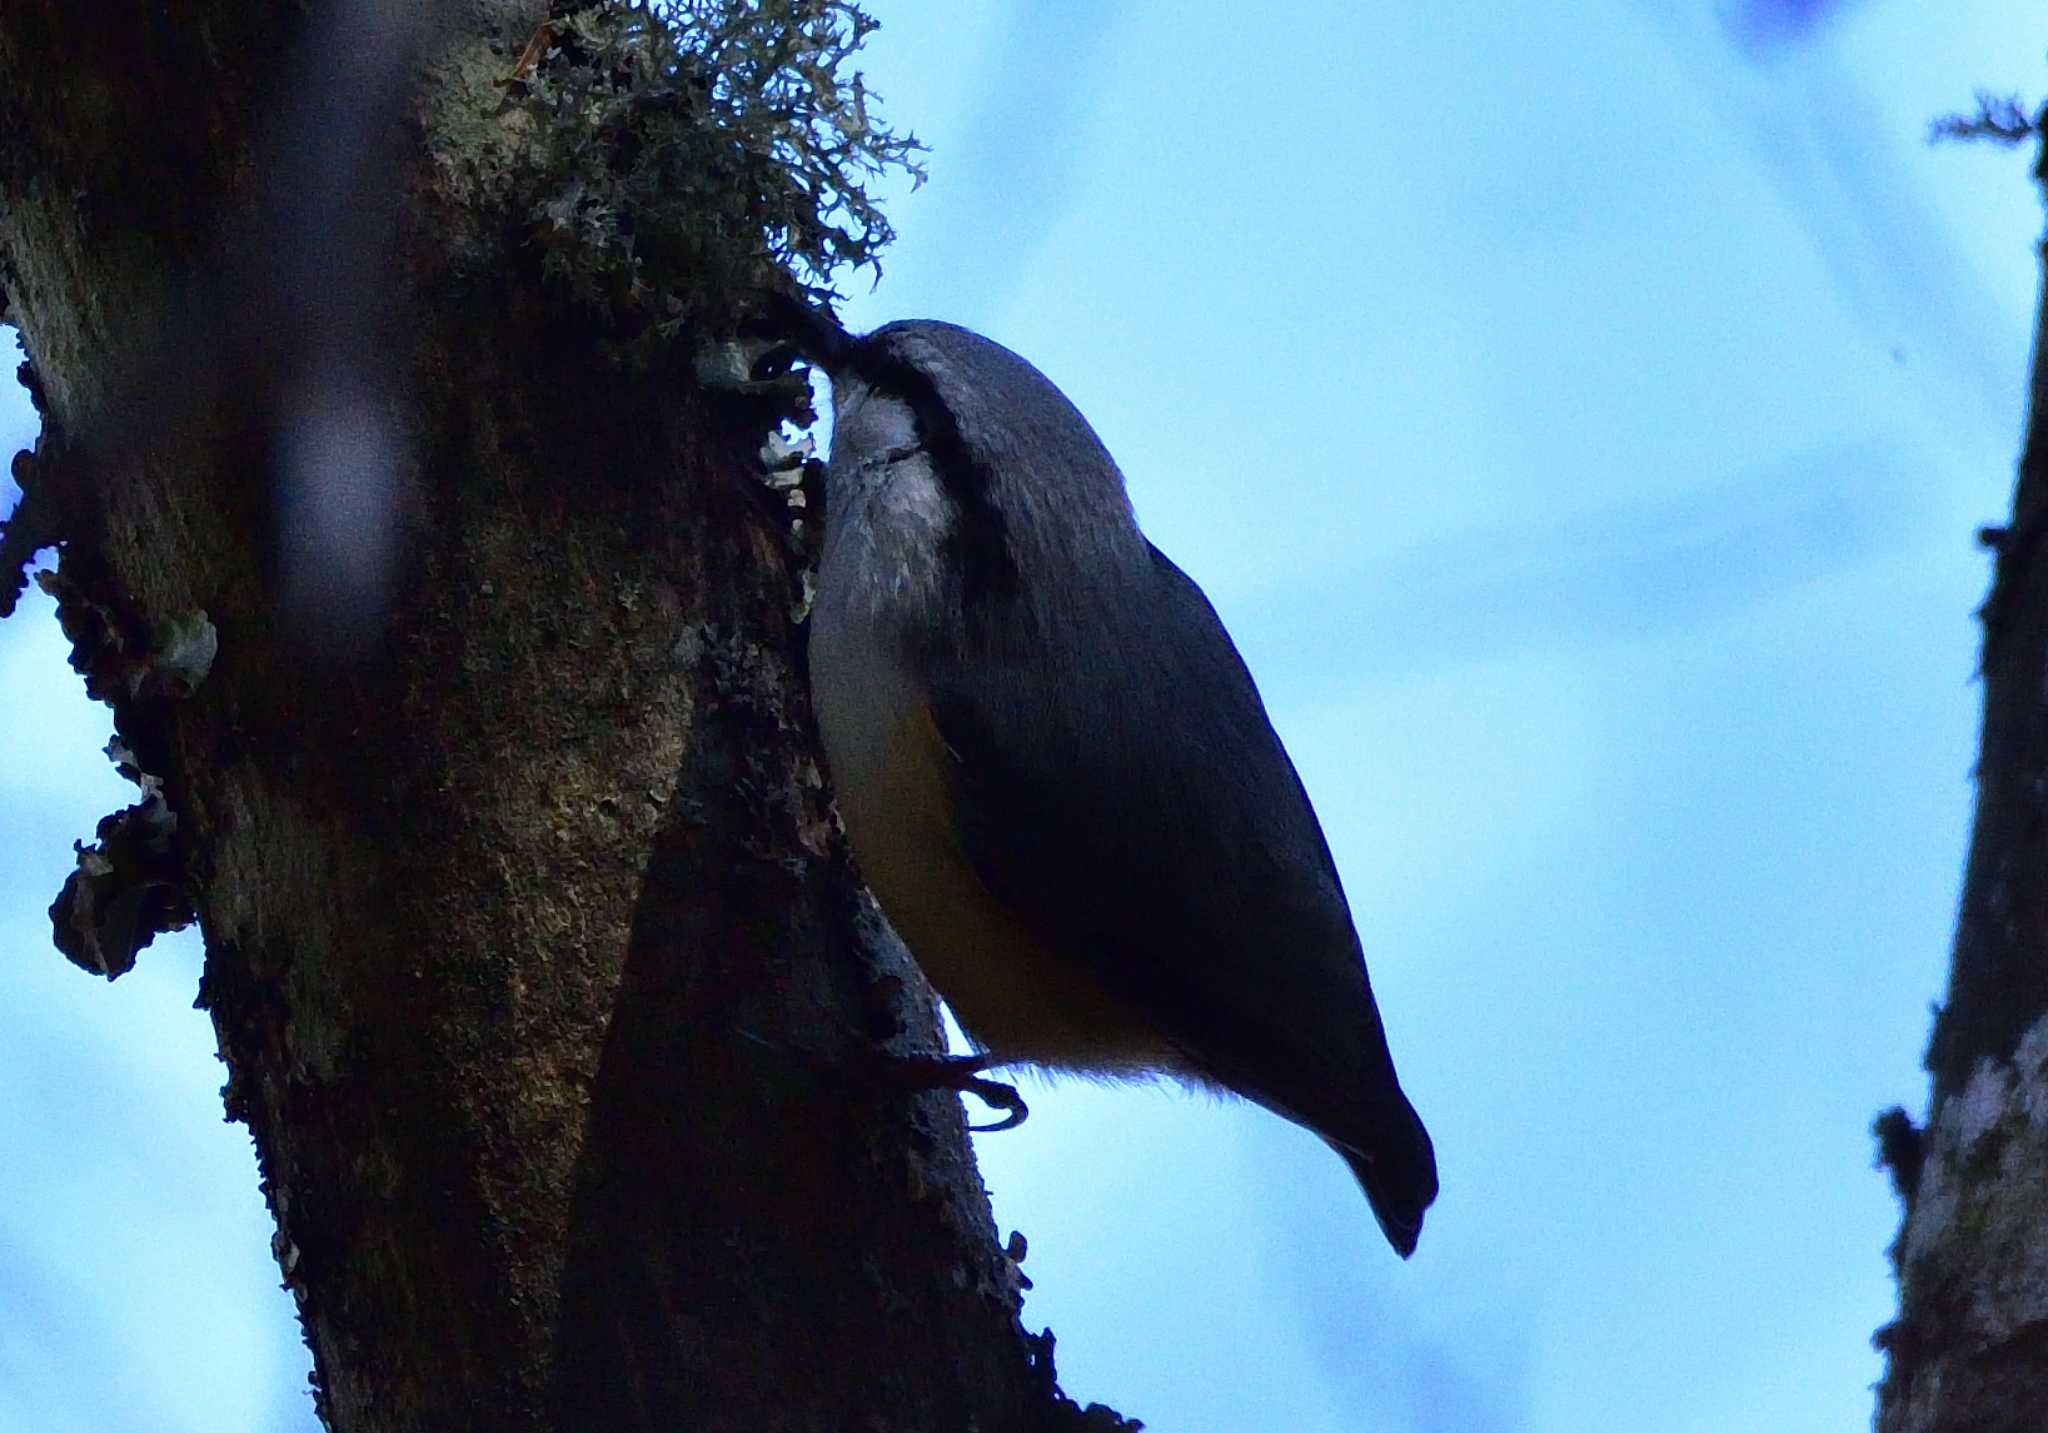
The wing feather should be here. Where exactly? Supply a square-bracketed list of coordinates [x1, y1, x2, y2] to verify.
[924, 542, 1406, 1142]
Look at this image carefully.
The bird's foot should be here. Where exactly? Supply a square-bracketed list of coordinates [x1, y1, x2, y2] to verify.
[881, 1052, 1029, 1133]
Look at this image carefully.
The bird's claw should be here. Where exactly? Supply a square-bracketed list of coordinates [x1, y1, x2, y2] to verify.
[883, 1052, 1030, 1133]
[961, 1078, 1029, 1133]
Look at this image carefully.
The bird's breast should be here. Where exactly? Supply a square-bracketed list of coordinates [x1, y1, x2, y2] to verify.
[809, 492, 1173, 1073]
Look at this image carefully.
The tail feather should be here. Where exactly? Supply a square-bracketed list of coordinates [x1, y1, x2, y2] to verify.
[1330, 1096, 1438, 1258]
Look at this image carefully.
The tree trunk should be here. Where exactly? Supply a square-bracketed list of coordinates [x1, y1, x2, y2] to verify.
[1876, 114, 2048, 1433]
[0, 3, 1125, 1429]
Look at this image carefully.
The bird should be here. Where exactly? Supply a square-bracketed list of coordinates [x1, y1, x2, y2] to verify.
[747, 304, 1437, 1257]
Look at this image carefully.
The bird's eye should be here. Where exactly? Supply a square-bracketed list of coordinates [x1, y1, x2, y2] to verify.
[750, 343, 800, 382]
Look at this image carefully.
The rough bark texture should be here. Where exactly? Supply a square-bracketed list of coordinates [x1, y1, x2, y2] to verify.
[1876, 120, 2048, 1433]
[0, 3, 1126, 1429]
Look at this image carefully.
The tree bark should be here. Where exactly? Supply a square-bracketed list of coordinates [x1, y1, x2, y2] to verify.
[1876, 114, 2048, 1433]
[0, 3, 1125, 1429]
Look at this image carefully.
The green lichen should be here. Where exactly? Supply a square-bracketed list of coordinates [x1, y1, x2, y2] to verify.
[513, 0, 923, 353]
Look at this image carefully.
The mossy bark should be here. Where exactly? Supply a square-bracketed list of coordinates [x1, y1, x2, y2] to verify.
[0, 3, 1115, 1429]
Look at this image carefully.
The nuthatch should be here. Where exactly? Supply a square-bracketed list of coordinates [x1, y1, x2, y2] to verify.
[744, 305, 1437, 1257]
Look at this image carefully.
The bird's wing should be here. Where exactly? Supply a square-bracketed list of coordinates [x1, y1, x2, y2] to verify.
[921, 542, 1405, 1139]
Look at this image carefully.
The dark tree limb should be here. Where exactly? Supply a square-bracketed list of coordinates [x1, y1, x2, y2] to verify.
[1877, 106, 2048, 1433]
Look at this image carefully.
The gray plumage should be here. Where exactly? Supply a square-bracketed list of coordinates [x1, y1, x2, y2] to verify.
[802, 318, 1436, 1256]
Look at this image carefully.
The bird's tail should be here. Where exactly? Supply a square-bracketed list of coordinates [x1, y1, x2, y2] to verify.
[1331, 1094, 1438, 1259]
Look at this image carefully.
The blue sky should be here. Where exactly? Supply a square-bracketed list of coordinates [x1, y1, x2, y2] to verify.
[2, 2, 2042, 1429]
